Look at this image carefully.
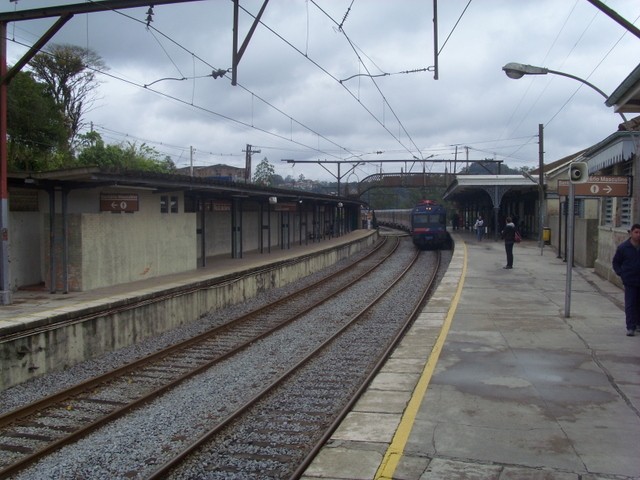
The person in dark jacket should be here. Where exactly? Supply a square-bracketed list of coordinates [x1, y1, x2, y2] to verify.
[501, 217, 517, 269]
[612, 223, 640, 336]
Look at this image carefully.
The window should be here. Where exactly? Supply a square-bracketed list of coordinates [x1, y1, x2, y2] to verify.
[602, 197, 613, 226]
[600, 160, 632, 228]
[619, 196, 632, 228]
[562, 199, 582, 217]
[620, 161, 633, 228]
[160, 195, 179, 214]
[412, 213, 445, 227]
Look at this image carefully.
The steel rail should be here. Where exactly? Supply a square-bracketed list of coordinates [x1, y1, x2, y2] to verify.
[146, 246, 436, 479]
[0, 236, 397, 479]
[290, 249, 441, 478]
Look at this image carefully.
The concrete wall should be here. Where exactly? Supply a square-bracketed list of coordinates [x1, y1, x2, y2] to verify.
[1, 231, 378, 389]
[547, 215, 599, 267]
[594, 226, 628, 288]
[9, 211, 42, 290]
[9, 187, 349, 292]
[200, 206, 341, 259]
[40, 190, 197, 292]
[204, 210, 232, 257]
[79, 211, 197, 290]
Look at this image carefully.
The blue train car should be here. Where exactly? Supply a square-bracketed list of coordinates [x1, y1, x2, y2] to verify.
[410, 200, 451, 249]
[374, 209, 411, 232]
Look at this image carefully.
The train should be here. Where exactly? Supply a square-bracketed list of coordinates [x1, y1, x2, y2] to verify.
[375, 200, 452, 249]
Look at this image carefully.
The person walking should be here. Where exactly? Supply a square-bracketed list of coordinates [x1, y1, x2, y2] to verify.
[474, 215, 484, 241]
[452, 212, 460, 231]
[612, 223, 640, 336]
[501, 216, 517, 269]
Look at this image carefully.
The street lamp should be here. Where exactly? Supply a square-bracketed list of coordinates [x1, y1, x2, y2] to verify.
[502, 62, 627, 122]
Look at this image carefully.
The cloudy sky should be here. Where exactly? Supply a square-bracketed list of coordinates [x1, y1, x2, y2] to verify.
[3, 0, 640, 182]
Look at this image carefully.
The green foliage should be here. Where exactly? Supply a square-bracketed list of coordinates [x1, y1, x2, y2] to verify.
[7, 70, 70, 171]
[253, 157, 276, 186]
[75, 131, 176, 173]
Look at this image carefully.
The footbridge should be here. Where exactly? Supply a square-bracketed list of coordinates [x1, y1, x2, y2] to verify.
[348, 172, 449, 197]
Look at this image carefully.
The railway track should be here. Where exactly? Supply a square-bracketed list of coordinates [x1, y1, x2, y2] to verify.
[147, 242, 441, 479]
[0, 239, 448, 478]
[0, 235, 402, 479]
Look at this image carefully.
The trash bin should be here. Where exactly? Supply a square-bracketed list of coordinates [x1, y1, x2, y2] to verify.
[543, 227, 551, 245]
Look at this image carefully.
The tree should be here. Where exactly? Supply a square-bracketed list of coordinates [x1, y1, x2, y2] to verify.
[75, 131, 176, 173]
[253, 157, 276, 186]
[29, 44, 107, 150]
[7, 70, 68, 171]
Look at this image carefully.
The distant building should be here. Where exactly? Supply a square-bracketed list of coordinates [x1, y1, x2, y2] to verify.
[177, 164, 245, 182]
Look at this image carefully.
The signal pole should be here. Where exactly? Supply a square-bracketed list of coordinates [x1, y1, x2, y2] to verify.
[243, 144, 261, 182]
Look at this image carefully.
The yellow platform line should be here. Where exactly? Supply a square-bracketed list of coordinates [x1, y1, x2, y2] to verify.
[374, 242, 468, 480]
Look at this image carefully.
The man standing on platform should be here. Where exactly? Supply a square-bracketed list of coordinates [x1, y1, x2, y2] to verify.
[474, 215, 484, 241]
[612, 223, 640, 337]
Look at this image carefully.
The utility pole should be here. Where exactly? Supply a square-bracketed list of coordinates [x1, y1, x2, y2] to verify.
[538, 124, 545, 253]
[242, 144, 261, 183]
[190, 146, 194, 177]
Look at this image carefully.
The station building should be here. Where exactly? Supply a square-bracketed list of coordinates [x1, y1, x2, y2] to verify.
[8, 168, 363, 294]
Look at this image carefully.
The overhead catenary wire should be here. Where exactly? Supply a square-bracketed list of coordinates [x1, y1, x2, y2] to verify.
[235, 2, 422, 161]
[437, 0, 473, 56]
[309, 0, 424, 160]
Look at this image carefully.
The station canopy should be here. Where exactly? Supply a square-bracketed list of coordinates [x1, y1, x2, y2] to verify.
[443, 175, 540, 203]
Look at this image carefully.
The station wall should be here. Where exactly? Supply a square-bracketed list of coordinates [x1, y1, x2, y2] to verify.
[9, 211, 42, 290]
[41, 189, 197, 292]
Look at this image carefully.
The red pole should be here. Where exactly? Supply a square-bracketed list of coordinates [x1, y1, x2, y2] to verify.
[0, 22, 11, 304]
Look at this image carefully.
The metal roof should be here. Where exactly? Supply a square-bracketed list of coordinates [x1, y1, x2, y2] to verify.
[443, 175, 539, 201]
[606, 63, 640, 113]
[582, 131, 637, 173]
[8, 167, 364, 206]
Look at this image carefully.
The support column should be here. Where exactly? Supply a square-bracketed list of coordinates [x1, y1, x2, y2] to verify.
[0, 24, 10, 303]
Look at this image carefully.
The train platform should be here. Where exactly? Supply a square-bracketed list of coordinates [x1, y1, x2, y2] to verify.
[0, 229, 375, 327]
[0, 229, 379, 388]
[303, 232, 640, 480]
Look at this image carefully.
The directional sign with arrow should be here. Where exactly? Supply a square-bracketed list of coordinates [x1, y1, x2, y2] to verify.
[558, 175, 631, 197]
[100, 194, 139, 213]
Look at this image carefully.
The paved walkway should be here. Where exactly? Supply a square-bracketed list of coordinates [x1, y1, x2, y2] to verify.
[303, 233, 639, 480]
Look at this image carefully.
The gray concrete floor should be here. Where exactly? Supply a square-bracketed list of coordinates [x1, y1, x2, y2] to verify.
[303, 233, 639, 480]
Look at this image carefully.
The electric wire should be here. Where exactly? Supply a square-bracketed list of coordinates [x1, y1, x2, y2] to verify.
[438, 0, 472, 56]
[308, 0, 424, 160]
[499, 0, 581, 142]
[80, 0, 357, 158]
[6, 35, 347, 164]
[338, 0, 356, 31]
[237, 2, 422, 160]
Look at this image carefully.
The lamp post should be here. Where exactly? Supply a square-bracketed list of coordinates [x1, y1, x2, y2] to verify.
[502, 63, 628, 122]
[502, 62, 631, 318]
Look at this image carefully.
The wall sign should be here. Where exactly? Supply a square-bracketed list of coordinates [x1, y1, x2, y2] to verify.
[100, 193, 139, 213]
